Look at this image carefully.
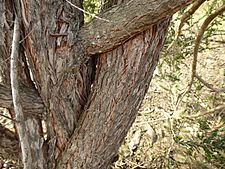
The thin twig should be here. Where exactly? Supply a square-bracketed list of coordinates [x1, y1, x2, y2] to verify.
[135, 117, 170, 125]
[165, 0, 206, 56]
[124, 159, 146, 169]
[19, 26, 35, 43]
[10, 16, 32, 168]
[195, 74, 225, 93]
[66, 0, 132, 38]
[189, 4, 225, 90]
[185, 104, 225, 118]
[0, 112, 16, 122]
[66, 0, 110, 22]
[0, 57, 11, 65]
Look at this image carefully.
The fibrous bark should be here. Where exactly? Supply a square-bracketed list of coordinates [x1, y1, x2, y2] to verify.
[10, 15, 31, 168]
[0, 0, 14, 85]
[0, 0, 193, 112]
[0, 84, 45, 116]
[57, 17, 171, 169]
[81, 0, 194, 55]
[0, 0, 194, 168]
[1, 1, 47, 168]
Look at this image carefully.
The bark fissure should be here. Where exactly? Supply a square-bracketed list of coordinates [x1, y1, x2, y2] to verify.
[0, 2, 48, 168]
[57, 17, 171, 168]
[0, 0, 194, 168]
[0, 0, 193, 111]
[20, 1, 95, 167]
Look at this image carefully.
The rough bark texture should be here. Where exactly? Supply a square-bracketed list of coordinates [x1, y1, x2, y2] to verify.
[82, 0, 194, 55]
[10, 15, 31, 168]
[19, 1, 96, 168]
[0, 0, 194, 168]
[0, 84, 45, 116]
[0, 0, 13, 85]
[1, 1, 47, 168]
[57, 17, 171, 169]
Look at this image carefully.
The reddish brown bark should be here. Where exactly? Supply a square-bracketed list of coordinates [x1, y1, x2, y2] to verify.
[81, 0, 194, 55]
[57, 17, 171, 169]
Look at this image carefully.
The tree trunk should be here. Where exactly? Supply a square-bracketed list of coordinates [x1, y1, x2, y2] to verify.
[0, 0, 193, 168]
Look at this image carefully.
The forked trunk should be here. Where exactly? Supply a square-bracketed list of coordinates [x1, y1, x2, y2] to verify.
[0, 0, 193, 168]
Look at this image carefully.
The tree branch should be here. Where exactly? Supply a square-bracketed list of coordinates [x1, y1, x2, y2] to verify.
[195, 74, 225, 93]
[165, 0, 206, 55]
[6, 0, 194, 116]
[189, 4, 225, 89]
[185, 104, 225, 118]
[80, 0, 194, 55]
[56, 17, 172, 168]
[0, 84, 45, 116]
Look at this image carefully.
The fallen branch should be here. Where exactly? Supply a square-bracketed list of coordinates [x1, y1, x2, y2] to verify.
[186, 104, 225, 118]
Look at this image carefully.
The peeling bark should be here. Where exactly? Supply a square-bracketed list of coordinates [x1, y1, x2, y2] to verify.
[10, 15, 30, 168]
[0, 0, 193, 113]
[19, 1, 95, 167]
[0, 0, 14, 85]
[0, 1, 47, 168]
[0, 0, 194, 168]
[10, 15, 46, 169]
[57, 16, 171, 169]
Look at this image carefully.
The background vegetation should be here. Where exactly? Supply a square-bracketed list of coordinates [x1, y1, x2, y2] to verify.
[112, 0, 225, 168]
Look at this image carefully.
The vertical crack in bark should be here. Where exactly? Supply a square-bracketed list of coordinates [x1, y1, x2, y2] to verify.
[2, 0, 193, 168]
[57, 17, 171, 169]
[20, 1, 95, 167]
[56, 1, 172, 168]
[0, 0, 14, 85]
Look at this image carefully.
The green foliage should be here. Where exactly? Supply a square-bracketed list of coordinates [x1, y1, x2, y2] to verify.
[99, 0, 225, 168]
[155, 0, 225, 168]
[67, 1, 225, 167]
[83, 0, 100, 22]
[201, 127, 225, 167]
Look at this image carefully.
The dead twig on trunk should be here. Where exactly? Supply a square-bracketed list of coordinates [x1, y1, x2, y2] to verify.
[10, 16, 32, 169]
